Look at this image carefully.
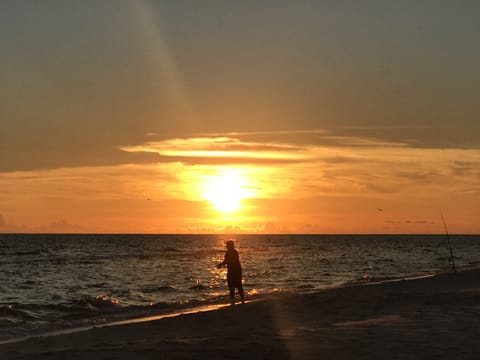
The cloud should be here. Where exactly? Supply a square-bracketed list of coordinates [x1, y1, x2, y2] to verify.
[395, 171, 441, 182]
[319, 135, 409, 148]
[0, 213, 84, 233]
[2, 128, 480, 233]
[118, 130, 480, 202]
[451, 160, 480, 177]
[120, 129, 415, 168]
[3, 127, 478, 174]
[42, 219, 84, 233]
[199, 129, 328, 137]
[337, 125, 432, 130]
[121, 136, 309, 165]
[0, 213, 28, 233]
[0, 143, 162, 173]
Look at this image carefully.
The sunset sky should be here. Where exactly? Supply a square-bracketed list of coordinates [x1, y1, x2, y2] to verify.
[1, 1, 479, 233]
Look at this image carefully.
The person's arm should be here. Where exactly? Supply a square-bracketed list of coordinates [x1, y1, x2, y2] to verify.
[216, 252, 227, 268]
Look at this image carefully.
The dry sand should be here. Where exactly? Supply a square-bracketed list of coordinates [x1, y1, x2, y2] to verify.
[1, 269, 480, 360]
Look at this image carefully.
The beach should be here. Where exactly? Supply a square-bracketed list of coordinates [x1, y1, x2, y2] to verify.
[1, 268, 479, 360]
[2, 2, 480, 359]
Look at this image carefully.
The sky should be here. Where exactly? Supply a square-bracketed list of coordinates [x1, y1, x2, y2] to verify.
[1, 0, 479, 233]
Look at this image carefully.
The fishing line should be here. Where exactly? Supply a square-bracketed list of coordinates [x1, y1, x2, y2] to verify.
[440, 211, 456, 273]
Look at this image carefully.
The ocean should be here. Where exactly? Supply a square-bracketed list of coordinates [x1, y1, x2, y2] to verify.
[1, 234, 479, 342]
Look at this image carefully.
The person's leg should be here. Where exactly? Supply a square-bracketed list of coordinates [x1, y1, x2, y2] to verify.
[229, 286, 235, 304]
[238, 284, 245, 303]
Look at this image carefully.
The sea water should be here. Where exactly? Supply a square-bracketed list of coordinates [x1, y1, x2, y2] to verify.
[1, 234, 479, 341]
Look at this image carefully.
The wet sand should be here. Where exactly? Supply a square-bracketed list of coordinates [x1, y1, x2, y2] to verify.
[1, 269, 480, 360]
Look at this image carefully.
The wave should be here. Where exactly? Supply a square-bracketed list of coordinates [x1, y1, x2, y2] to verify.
[0, 297, 123, 328]
[161, 247, 180, 252]
[82, 295, 120, 309]
[346, 271, 437, 286]
[140, 285, 178, 294]
[0, 305, 38, 322]
[295, 284, 315, 289]
[156, 285, 178, 292]
[2, 234, 479, 342]
[6, 249, 51, 257]
[0, 293, 257, 340]
[189, 284, 210, 291]
[0, 289, 310, 342]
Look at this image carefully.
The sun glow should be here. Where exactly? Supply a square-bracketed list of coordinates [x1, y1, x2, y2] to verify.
[202, 170, 253, 213]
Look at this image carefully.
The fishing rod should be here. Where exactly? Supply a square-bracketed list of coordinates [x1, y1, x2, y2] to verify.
[440, 211, 456, 273]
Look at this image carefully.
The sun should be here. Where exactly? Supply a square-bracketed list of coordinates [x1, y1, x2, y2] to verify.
[202, 170, 253, 213]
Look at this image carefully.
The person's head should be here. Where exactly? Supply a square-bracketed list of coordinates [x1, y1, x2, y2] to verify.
[226, 240, 235, 250]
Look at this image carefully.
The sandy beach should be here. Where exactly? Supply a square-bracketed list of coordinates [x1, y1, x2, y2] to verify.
[1, 269, 479, 360]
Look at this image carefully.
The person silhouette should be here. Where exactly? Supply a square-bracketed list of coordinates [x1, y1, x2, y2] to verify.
[217, 240, 245, 305]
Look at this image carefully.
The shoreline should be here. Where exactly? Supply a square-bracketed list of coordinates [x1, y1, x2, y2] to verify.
[0, 270, 440, 346]
[2, 268, 480, 359]
[0, 301, 252, 346]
